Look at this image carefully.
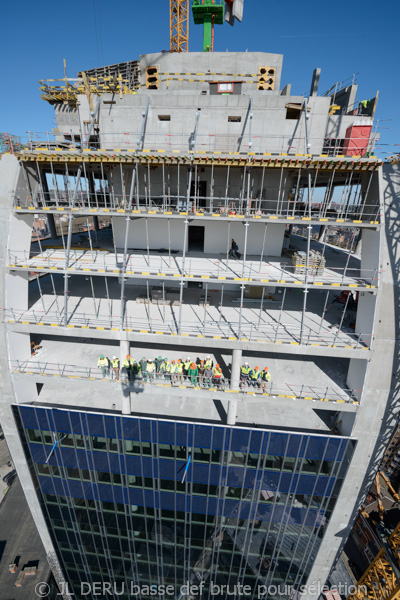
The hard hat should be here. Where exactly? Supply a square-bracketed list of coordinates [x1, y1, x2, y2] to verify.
[158, 356, 162, 359]
[264, 367, 268, 370]
[113, 356, 117, 359]
[100, 355, 104, 359]
[255, 366, 259, 370]
[133, 360, 137, 363]
[200, 360, 204, 363]
[187, 356, 190, 360]
[126, 355, 130, 358]
[164, 358, 168, 361]
[178, 359, 181, 362]
[207, 355, 210, 358]
[244, 362, 249, 366]
[216, 363, 220, 368]
[172, 360, 175, 363]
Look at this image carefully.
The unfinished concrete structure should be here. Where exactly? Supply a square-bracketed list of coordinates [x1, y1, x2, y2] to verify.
[0, 50, 398, 600]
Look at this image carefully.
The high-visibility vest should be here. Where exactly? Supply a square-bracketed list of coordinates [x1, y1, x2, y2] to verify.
[261, 371, 271, 382]
[213, 367, 222, 378]
[241, 366, 250, 375]
[111, 359, 119, 368]
[170, 364, 177, 373]
[176, 363, 183, 373]
[184, 360, 191, 370]
[250, 370, 260, 380]
[205, 360, 213, 368]
[165, 363, 172, 373]
[122, 359, 130, 369]
[98, 358, 108, 367]
[147, 362, 155, 373]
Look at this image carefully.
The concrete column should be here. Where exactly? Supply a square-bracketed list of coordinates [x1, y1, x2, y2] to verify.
[318, 225, 326, 242]
[120, 339, 130, 362]
[120, 339, 131, 415]
[227, 400, 238, 426]
[231, 349, 242, 390]
[47, 213, 57, 239]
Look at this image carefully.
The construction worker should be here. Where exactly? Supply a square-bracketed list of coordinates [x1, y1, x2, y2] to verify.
[111, 356, 120, 381]
[160, 358, 169, 379]
[213, 364, 223, 388]
[147, 359, 156, 382]
[240, 362, 251, 387]
[176, 359, 184, 382]
[198, 360, 205, 387]
[205, 355, 213, 369]
[249, 366, 261, 388]
[183, 357, 191, 380]
[169, 360, 176, 383]
[121, 355, 132, 381]
[140, 357, 148, 381]
[131, 360, 141, 381]
[260, 367, 271, 391]
[155, 356, 163, 378]
[204, 364, 213, 388]
[188, 362, 199, 385]
[97, 355, 110, 379]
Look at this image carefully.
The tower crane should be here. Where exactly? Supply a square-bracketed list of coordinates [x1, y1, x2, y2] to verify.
[170, 0, 244, 53]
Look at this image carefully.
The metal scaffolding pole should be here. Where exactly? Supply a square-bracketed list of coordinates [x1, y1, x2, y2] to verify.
[168, 218, 171, 266]
[332, 291, 351, 345]
[257, 286, 265, 330]
[210, 164, 214, 214]
[178, 219, 189, 334]
[120, 216, 131, 330]
[318, 291, 330, 335]
[258, 166, 265, 213]
[259, 223, 268, 272]
[127, 164, 137, 210]
[145, 218, 150, 266]
[275, 287, 287, 341]
[300, 98, 312, 345]
[226, 221, 231, 267]
[238, 222, 249, 339]
[224, 165, 230, 213]
[63, 98, 100, 327]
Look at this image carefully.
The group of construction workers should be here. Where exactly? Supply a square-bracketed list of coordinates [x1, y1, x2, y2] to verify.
[97, 354, 225, 387]
[240, 362, 271, 390]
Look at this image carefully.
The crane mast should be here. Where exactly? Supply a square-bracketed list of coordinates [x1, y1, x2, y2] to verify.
[170, 0, 189, 52]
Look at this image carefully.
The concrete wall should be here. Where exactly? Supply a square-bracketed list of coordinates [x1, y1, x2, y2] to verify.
[355, 291, 376, 344]
[346, 358, 368, 402]
[360, 228, 380, 281]
[0, 155, 70, 598]
[112, 216, 285, 255]
[98, 92, 330, 155]
[305, 165, 400, 598]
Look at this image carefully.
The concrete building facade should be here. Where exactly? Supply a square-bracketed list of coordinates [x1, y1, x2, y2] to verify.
[1, 51, 399, 600]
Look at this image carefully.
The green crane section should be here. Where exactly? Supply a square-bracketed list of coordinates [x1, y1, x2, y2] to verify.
[192, 0, 225, 52]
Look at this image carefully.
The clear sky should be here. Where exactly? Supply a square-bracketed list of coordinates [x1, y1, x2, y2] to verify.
[1, 0, 398, 157]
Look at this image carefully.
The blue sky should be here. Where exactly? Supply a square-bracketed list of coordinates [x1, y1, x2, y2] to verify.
[1, 0, 398, 156]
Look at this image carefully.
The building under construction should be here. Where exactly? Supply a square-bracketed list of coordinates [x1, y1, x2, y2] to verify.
[1, 2, 400, 599]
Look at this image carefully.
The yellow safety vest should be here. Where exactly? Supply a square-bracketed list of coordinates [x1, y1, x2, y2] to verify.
[184, 361, 191, 370]
[111, 359, 119, 368]
[177, 363, 183, 373]
[147, 362, 155, 373]
[98, 358, 108, 367]
[213, 368, 222, 377]
[205, 360, 213, 368]
[241, 366, 250, 375]
[122, 359, 130, 368]
[250, 370, 260, 380]
[262, 371, 271, 382]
